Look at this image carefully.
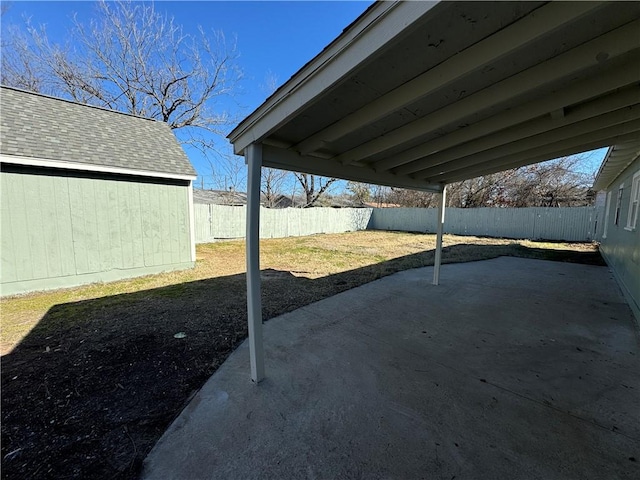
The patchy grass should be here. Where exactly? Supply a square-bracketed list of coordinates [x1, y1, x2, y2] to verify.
[1, 231, 600, 353]
[0, 231, 602, 479]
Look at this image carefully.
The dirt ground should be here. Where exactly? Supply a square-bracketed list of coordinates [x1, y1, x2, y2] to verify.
[0, 232, 604, 479]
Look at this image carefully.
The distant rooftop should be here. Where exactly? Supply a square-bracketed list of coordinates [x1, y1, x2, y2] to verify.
[193, 189, 248, 205]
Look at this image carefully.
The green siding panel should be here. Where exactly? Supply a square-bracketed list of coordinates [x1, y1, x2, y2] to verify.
[24, 175, 49, 279]
[94, 180, 108, 270]
[107, 180, 124, 270]
[52, 176, 77, 277]
[117, 181, 134, 269]
[1, 170, 193, 295]
[139, 183, 154, 267]
[153, 185, 165, 267]
[159, 185, 172, 266]
[129, 182, 145, 268]
[1, 173, 17, 282]
[168, 186, 180, 265]
[178, 188, 190, 260]
[68, 177, 89, 274]
[83, 178, 102, 274]
[38, 175, 64, 278]
[600, 156, 640, 321]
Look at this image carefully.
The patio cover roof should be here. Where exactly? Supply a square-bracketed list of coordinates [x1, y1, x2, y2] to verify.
[228, 1, 640, 382]
[228, 1, 640, 192]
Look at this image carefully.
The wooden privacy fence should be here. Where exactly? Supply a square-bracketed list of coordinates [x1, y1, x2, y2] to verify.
[369, 206, 598, 242]
[194, 204, 598, 243]
[194, 204, 373, 243]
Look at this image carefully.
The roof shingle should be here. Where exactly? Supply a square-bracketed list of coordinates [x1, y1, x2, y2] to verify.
[0, 86, 196, 177]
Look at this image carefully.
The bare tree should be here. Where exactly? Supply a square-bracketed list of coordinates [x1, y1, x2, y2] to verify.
[1, 0, 242, 154]
[293, 173, 338, 207]
[261, 168, 292, 208]
[375, 155, 594, 208]
[255, 71, 296, 206]
[507, 156, 593, 207]
[384, 188, 439, 208]
[216, 154, 247, 192]
[346, 181, 372, 205]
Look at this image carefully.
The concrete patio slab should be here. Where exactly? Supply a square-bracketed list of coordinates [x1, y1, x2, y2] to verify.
[143, 257, 640, 480]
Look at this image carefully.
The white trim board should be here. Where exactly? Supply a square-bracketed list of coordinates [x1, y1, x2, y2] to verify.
[0, 154, 197, 182]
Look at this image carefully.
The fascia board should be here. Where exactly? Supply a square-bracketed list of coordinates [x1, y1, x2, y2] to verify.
[0, 154, 197, 181]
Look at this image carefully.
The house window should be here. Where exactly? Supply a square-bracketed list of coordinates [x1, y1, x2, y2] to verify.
[625, 171, 640, 231]
[614, 185, 624, 226]
[603, 191, 611, 239]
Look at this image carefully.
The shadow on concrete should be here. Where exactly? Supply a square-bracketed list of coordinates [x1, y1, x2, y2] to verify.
[0, 242, 605, 479]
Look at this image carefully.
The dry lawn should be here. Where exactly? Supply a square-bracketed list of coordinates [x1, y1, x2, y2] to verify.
[1, 231, 600, 354]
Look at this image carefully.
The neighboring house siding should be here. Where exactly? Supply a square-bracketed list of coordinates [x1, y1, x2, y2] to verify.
[1, 166, 193, 295]
[599, 156, 640, 321]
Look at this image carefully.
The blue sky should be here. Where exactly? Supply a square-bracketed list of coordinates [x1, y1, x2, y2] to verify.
[3, 1, 607, 189]
[3, 1, 374, 189]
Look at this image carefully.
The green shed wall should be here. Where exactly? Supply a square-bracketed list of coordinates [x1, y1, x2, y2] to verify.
[1, 167, 194, 295]
[599, 155, 640, 323]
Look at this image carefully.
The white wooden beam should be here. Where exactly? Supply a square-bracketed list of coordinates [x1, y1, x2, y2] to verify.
[437, 129, 640, 184]
[433, 185, 447, 286]
[392, 88, 640, 176]
[411, 105, 640, 179]
[371, 65, 639, 173]
[334, 20, 640, 165]
[260, 144, 442, 193]
[294, 1, 605, 155]
[246, 143, 265, 383]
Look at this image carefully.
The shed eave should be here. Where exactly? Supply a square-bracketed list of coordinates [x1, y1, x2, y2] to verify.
[0, 154, 197, 182]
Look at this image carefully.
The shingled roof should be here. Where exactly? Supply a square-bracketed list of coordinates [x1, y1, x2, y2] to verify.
[0, 86, 196, 178]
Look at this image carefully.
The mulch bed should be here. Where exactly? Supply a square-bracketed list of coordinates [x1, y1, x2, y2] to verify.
[1, 245, 605, 479]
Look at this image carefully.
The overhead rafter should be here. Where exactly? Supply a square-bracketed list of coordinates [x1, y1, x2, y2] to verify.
[393, 89, 640, 177]
[293, 1, 606, 156]
[410, 105, 640, 179]
[371, 66, 640, 173]
[333, 20, 640, 166]
[433, 126, 640, 184]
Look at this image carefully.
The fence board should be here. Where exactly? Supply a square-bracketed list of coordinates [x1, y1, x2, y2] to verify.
[371, 206, 596, 241]
[194, 205, 374, 243]
[195, 205, 596, 243]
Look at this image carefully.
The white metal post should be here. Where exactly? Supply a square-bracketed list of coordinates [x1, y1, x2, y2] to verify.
[433, 185, 447, 285]
[246, 143, 265, 383]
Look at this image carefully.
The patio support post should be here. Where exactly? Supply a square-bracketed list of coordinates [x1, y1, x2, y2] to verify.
[246, 143, 265, 383]
[433, 185, 447, 285]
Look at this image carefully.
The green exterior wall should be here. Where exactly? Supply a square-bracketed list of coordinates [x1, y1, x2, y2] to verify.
[599, 156, 640, 323]
[1, 167, 194, 295]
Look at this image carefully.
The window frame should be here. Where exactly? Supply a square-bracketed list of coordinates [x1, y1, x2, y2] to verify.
[614, 185, 624, 226]
[603, 191, 611, 239]
[625, 170, 640, 231]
